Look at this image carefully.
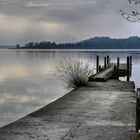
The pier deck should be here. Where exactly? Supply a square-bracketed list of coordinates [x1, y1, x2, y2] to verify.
[89, 63, 131, 82]
[89, 67, 114, 81]
[0, 80, 135, 140]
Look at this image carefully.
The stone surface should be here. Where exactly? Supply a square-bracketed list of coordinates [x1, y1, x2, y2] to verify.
[0, 80, 136, 140]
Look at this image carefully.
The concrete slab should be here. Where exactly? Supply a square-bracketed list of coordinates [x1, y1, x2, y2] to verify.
[0, 80, 136, 140]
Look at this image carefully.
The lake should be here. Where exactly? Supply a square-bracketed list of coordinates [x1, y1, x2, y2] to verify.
[0, 49, 140, 128]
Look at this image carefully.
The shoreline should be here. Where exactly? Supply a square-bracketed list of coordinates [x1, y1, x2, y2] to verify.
[7, 48, 140, 52]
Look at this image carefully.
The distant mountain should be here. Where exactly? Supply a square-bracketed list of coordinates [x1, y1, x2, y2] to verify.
[17, 36, 140, 49]
[81, 36, 140, 49]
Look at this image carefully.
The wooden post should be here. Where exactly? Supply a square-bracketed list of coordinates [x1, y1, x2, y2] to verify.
[114, 65, 117, 79]
[99, 65, 102, 72]
[136, 88, 140, 132]
[130, 56, 132, 70]
[104, 57, 107, 69]
[96, 56, 99, 74]
[117, 57, 120, 79]
[127, 56, 130, 81]
[107, 56, 110, 65]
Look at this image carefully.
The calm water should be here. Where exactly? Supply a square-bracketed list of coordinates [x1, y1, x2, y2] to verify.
[0, 49, 140, 127]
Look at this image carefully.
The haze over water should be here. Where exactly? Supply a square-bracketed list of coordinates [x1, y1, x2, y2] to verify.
[0, 49, 139, 128]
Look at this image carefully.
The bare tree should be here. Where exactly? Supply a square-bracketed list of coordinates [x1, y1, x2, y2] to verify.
[120, 0, 140, 22]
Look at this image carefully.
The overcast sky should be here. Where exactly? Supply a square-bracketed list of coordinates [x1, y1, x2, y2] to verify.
[0, 0, 140, 45]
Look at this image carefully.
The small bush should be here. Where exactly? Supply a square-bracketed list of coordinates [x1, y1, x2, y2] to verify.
[57, 58, 93, 88]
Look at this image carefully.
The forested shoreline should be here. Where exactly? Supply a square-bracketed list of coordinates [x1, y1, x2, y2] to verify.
[16, 36, 140, 49]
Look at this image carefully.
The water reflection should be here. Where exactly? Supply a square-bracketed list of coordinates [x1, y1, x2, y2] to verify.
[0, 49, 140, 127]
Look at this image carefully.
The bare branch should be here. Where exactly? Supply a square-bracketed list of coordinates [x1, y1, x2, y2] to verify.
[120, 10, 140, 22]
[128, 0, 140, 4]
[120, 0, 140, 22]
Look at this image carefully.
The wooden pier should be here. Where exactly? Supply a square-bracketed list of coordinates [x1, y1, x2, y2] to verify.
[0, 56, 138, 140]
[89, 56, 132, 82]
[89, 67, 114, 82]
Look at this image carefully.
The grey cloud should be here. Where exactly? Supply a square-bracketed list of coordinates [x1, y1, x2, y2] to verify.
[0, 0, 132, 21]
[0, 0, 98, 22]
[0, 0, 123, 23]
[0, 0, 139, 45]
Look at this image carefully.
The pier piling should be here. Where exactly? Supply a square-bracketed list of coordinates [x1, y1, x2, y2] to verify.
[130, 56, 132, 69]
[127, 56, 130, 81]
[104, 57, 107, 69]
[117, 57, 120, 79]
[136, 88, 140, 132]
[96, 56, 99, 74]
[107, 56, 110, 65]
[99, 65, 102, 72]
[114, 65, 117, 79]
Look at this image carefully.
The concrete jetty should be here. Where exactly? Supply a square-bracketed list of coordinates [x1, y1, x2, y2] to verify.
[0, 80, 135, 140]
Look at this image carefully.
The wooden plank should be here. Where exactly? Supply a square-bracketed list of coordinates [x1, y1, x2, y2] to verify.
[89, 67, 114, 81]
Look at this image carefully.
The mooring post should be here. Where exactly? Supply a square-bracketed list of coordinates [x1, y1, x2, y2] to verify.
[130, 56, 132, 70]
[104, 57, 107, 69]
[107, 56, 110, 66]
[136, 88, 140, 132]
[114, 65, 117, 79]
[99, 65, 102, 72]
[127, 56, 130, 81]
[96, 56, 99, 74]
[117, 57, 120, 79]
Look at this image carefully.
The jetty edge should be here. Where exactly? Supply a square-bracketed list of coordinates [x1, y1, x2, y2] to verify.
[0, 56, 137, 140]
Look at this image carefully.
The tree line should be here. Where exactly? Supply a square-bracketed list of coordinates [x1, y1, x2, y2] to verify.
[16, 36, 140, 49]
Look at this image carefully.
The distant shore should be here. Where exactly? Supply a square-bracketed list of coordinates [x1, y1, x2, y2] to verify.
[8, 48, 140, 52]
